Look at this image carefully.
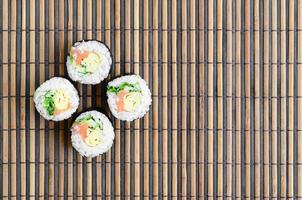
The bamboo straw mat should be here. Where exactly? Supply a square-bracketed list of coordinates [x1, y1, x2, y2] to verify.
[1, 0, 302, 199]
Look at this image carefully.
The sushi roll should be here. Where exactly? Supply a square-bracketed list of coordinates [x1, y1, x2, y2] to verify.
[107, 75, 152, 121]
[33, 77, 79, 121]
[71, 111, 115, 157]
[66, 40, 112, 84]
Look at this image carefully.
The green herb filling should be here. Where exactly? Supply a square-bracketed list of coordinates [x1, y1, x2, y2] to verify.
[107, 82, 141, 94]
[43, 90, 56, 116]
[75, 114, 103, 130]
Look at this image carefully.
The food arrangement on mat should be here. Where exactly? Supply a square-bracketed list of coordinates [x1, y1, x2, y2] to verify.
[33, 40, 151, 157]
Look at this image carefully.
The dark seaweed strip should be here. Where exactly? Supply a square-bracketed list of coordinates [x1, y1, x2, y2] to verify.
[148, 0, 154, 199]
[176, 0, 182, 198]
[222, 0, 227, 197]
[250, 0, 255, 198]
[130, 0, 135, 198]
[54, 0, 60, 198]
[0, 0, 3, 197]
[240, 0, 246, 197]
[186, 0, 191, 197]
[158, 0, 163, 198]
[204, 0, 208, 198]
[167, 0, 172, 198]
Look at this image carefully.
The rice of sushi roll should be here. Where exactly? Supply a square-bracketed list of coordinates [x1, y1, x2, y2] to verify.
[71, 111, 115, 157]
[106, 75, 152, 121]
[66, 40, 112, 84]
[33, 77, 79, 121]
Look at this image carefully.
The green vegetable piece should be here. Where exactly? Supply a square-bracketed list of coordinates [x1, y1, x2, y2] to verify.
[92, 118, 103, 130]
[71, 56, 89, 75]
[107, 82, 141, 94]
[43, 90, 56, 116]
[128, 82, 141, 92]
[75, 114, 93, 123]
[69, 55, 74, 63]
[77, 64, 89, 75]
[75, 115, 103, 130]
[107, 85, 119, 94]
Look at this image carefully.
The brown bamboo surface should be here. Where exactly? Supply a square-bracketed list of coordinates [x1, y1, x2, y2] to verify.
[1, 0, 302, 199]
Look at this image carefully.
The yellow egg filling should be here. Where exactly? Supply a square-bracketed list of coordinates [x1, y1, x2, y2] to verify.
[123, 92, 141, 112]
[85, 128, 102, 147]
[53, 89, 70, 110]
[81, 52, 102, 72]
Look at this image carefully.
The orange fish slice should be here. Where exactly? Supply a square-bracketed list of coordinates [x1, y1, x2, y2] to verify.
[116, 90, 128, 112]
[73, 123, 89, 140]
[71, 49, 89, 65]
